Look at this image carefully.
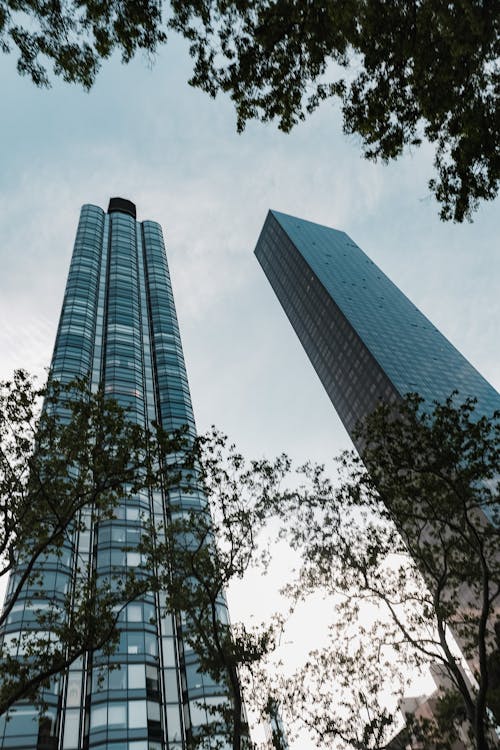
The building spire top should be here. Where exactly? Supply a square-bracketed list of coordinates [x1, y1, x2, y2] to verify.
[107, 197, 136, 219]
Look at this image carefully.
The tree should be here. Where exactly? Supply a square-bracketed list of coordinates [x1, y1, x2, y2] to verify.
[141, 428, 292, 750]
[3, 1, 499, 222]
[5, 369, 499, 749]
[267, 394, 500, 749]
[173, 0, 500, 222]
[0, 371, 286, 749]
[0, 0, 166, 88]
[0, 370, 178, 715]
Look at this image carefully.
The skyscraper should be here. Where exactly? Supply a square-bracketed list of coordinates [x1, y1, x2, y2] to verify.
[0, 199, 229, 750]
[255, 211, 500, 744]
[254, 210, 500, 448]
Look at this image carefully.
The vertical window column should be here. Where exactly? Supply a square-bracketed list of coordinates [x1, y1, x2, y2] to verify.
[61, 214, 110, 749]
[89, 211, 153, 750]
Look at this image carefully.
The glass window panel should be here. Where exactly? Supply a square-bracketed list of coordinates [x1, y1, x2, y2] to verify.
[162, 637, 176, 667]
[147, 701, 161, 722]
[163, 669, 179, 702]
[111, 527, 126, 542]
[109, 665, 126, 690]
[186, 663, 203, 689]
[127, 604, 142, 622]
[144, 603, 155, 624]
[189, 700, 206, 727]
[128, 664, 146, 689]
[92, 668, 107, 692]
[161, 615, 173, 636]
[146, 664, 159, 692]
[126, 527, 141, 544]
[127, 552, 141, 567]
[108, 703, 126, 726]
[111, 549, 126, 567]
[166, 704, 182, 741]
[62, 709, 80, 749]
[128, 700, 147, 729]
[90, 705, 107, 729]
[66, 675, 82, 706]
[145, 632, 158, 657]
[3, 707, 38, 736]
[128, 632, 144, 654]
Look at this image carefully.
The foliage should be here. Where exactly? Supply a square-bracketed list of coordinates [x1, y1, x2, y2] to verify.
[172, 0, 500, 221]
[0, 370, 178, 714]
[268, 394, 500, 749]
[2, 1, 499, 221]
[141, 428, 292, 750]
[4, 371, 499, 749]
[0, 0, 166, 88]
[0, 371, 286, 748]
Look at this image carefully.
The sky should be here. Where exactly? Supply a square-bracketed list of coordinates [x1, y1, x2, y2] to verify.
[1, 30, 499, 747]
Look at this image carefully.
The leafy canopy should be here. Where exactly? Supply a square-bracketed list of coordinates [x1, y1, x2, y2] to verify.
[266, 393, 500, 749]
[2, 0, 499, 221]
[0, 370, 181, 715]
[2, 372, 499, 748]
[0, 372, 287, 749]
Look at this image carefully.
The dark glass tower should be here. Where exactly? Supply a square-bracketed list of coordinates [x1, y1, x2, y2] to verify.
[255, 210, 500, 443]
[0, 199, 230, 750]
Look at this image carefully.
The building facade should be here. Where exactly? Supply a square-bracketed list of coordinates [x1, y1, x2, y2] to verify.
[0, 199, 229, 750]
[255, 210, 500, 445]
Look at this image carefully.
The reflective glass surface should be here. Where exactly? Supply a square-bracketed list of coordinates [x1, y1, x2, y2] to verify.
[0, 203, 227, 749]
[255, 210, 500, 444]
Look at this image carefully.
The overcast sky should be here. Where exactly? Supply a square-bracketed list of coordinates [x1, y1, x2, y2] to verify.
[1, 33, 499, 746]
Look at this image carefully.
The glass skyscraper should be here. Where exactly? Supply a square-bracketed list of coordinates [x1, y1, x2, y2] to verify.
[255, 210, 500, 447]
[0, 199, 229, 750]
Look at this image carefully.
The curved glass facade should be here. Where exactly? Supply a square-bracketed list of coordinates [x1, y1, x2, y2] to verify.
[0, 201, 230, 750]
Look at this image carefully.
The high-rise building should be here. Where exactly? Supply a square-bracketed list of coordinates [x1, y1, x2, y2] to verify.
[255, 210, 500, 449]
[0, 199, 230, 750]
